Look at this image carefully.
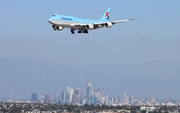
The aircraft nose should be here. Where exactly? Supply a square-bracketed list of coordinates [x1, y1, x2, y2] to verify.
[48, 17, 54, 23]
[48, 18, 52, 23]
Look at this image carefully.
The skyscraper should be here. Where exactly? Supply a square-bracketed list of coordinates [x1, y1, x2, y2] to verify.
[72, 94, 77, 104]
[110, 97, 114, 105]
[130, 96, 134, 105]
[105, 96, 109, 105]
[65, 84, 71, 102]
[61, 90, 66, 103]
[122, 92, 129, 104]
[55, 92, 60, 104]
[100, 96, 105, 104]
[123, 92, 127, 103]
[45, 95, 50, 103]
[74, 88, 83, 103]
[31, 93, 38, 101]
[98, 87, 104, 97]
[87, 82, 92, 103]
[94, 90, 100, 103]
[69, 89, 74, 103]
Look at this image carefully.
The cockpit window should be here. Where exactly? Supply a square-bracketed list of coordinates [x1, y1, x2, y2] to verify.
[52, 15, 56, 16]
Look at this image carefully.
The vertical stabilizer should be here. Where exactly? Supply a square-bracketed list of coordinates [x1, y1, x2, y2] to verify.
[100, 8, 111, 22]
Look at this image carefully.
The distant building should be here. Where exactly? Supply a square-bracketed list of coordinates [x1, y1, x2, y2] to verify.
[74, 88, 83, 103]
[105, 95, 109, 105]
[69, 89, 74, 103]
[55, 92, 60, 104]
[31, 93, 38, 101]
[45, 95, 50, 103]
[123, 93, 127, 103]
[91, 96, 95, 105]
[140, 106, 158, 112]
[98, 87, 104, 97]
[82, 99, 87, 105]
[87, 82, 92, 104]
[115, 98, 119, 104]
[149, 97, 155, 103]
[110, 97, 114, 105]
[61, 90, 66, 103]
[72, 94, 77, 104]
[100, 96, 105, 104]
[65, 84, 71, 102]
[120, 92, 129, 104]
[94, 90, 100, 103]
[38, 97, 44, 103]
[130, 96, 134, 105]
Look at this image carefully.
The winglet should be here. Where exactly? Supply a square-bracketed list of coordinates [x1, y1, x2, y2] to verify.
[100, 8, 111, 22]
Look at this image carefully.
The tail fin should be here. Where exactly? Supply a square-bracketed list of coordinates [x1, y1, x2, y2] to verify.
[100, 8, 111, 22]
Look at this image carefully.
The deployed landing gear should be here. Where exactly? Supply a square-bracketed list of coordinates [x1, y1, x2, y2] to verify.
[82, 29, 88, 34]
[70, 29, 75, 34]
[52, 25, 56, 30]
[77, 30, 82, 34]
[70, 29, 88, 34]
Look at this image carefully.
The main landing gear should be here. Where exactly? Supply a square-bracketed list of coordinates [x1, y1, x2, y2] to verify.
[82, 29, 88, 34]
[71, 29, 75, 34]
[77, 30, 82, 33]
[70, 29, 88, 34]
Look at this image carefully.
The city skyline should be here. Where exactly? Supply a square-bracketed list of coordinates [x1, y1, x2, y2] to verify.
[1, 81, 179, 107]
[29, 82, 136, 106]
[25, 82, 178, 106]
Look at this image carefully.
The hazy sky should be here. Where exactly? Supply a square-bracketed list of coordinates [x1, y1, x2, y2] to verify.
[0, 1, 180, 99]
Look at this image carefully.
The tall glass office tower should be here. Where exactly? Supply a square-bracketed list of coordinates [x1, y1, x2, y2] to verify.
[87, 82, 92, 103]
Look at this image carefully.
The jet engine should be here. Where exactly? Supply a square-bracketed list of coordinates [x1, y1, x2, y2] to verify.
[105, 22, 112, 28]
[86, 24, 94, 30]
[52, 25, 64, 31]
[56, 26, 64, 31]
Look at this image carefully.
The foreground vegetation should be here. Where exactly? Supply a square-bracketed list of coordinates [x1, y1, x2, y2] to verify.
[0, 103, 179, 113]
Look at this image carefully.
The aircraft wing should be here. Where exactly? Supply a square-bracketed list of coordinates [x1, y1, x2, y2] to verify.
[111, 18, 136, 24]
[93, 18, 136, 25]
[70, 23, 89, 29]
[70, 18, 136, 29]
[70, 24, 87, 27]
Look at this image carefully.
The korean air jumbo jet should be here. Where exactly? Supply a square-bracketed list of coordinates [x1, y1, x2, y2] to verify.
[48, 8, 135, 34]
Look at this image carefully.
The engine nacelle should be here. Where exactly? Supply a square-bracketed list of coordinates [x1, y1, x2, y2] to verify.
[56, 26, 64, 31]
[52, 25, 64, 31]
[105, 22, 112, 28]
[86, 24, 94, 30]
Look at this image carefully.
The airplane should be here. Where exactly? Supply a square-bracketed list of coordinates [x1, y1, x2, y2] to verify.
[48, 8, 136, 34]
